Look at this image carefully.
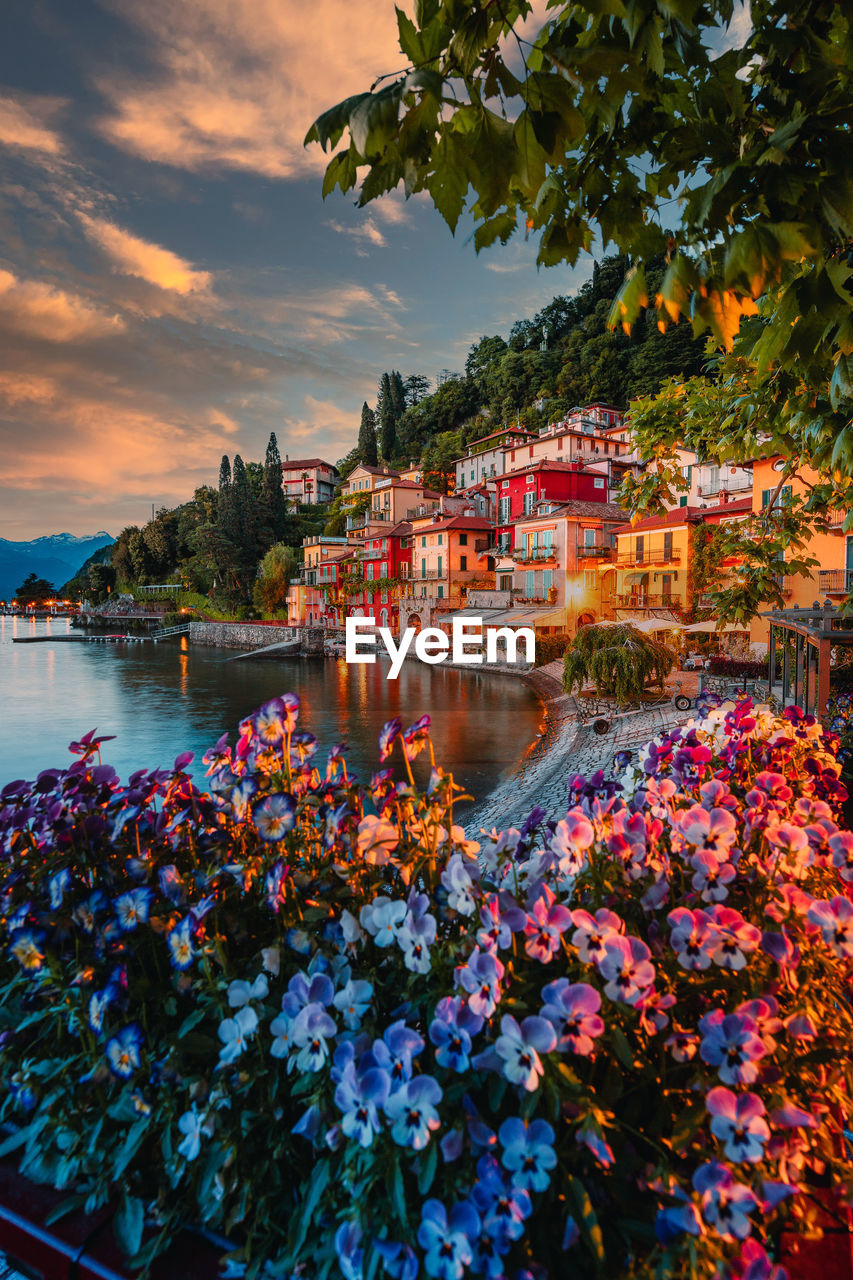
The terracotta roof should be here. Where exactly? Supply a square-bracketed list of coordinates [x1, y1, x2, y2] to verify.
[408, 515, 493, 533]
[375, 479, 443, 495]
[346, 465, 402, 478]
[615, 497, 754, 534]
[514, 499, 626, 523]
[281, 458, 338, 471]
[501, 460, 608, 479]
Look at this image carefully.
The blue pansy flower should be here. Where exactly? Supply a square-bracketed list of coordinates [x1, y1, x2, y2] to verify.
[374, 1240, 418, 1280]
[253, 793, 296, 842]
[335, 1063, 390, 1148]
[9, 928, 45, 973]
[114, 887, 154, 932]
[105, 1023, 143, 1078]
[417, 1200, 479, 1280]
[334, 1222, 363, 1280]
[48, 868, 71, 910]
[167, 916, 194, 970]
[498, 1117, 557, 1193]
[385, 1076, 442, 1149]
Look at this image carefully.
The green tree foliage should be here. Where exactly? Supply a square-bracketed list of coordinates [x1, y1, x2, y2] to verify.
[357, 402, 378, 466]
[563, 624, 676, 703]
[403, 372, 431, 408]
[60, 545, 116, 602]
[15, 573, 56, 604]
[309, 0, 853, 613]
[421, 430, 463, 493]
[262, 432, 289, 544]
[378, 371, 397, 461]
[253, 543, 299, 616]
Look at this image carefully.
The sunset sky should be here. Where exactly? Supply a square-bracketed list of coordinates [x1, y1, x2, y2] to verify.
[0, 0, 594, 540]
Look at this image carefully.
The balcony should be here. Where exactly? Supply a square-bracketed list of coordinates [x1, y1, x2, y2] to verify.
[827, 510, 848, 532]
[616, 549, 681, 566]
[412, 570, 446, 581]
[578, 544, 613, 560]
[478, 542, 512, 559]
[818, 569, 853, 595]
[616, 594, 676, 609]
[512, 547, 558, 564]
[406, 503, 440, 520]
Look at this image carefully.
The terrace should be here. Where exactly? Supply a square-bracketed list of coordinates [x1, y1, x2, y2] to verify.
[616, 549, 682, 566]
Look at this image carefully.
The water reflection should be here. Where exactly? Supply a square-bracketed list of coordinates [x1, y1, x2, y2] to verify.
[0, 620, 541, 806]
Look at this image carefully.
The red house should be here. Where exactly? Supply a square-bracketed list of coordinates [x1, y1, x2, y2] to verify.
[344, 522, 413, 633]
[495, 461, 611, 547]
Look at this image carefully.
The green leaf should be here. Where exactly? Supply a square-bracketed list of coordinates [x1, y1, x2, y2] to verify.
[114, 1116, 150, 1178]
[830, 354, 853, 410]
[416, 1138, 438, 1196]
[392, 1159, 408, 1221]
[608, 265, 648, 334]
[568, 1176, 605, 1270]
[610, 1026, 636, 1071]
[0, 1125, 30, 1159]
[114, 1191, 145, 1258]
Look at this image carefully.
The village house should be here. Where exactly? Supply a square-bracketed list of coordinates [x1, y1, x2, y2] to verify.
[454, 427, 536, 492]
[343, 522, 413, 634]
[399, 514, 494, 631]
[281, 457, 340, 506]
[494, 461, 612, 549]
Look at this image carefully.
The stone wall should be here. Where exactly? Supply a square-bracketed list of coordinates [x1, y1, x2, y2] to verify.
[188, 622, 298, 649]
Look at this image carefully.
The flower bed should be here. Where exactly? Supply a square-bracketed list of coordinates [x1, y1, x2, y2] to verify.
[0, 697, 850, 1279]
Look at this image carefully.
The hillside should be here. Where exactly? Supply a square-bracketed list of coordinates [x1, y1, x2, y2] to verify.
[0, 532, 113, 600]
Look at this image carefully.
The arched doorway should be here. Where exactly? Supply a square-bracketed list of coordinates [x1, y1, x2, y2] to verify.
[380, 608, 389, 630]
[577, 612, 595, 628]
[407, 613, 422, 633]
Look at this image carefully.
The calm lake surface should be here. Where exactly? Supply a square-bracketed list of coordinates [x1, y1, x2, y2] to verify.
[0, 618, 542, 807]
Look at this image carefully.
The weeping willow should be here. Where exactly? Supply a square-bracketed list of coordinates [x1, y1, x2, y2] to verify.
[562, 623, 677, 704]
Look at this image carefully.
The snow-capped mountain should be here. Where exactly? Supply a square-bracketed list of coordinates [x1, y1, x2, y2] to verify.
[0, 532, 113, 600]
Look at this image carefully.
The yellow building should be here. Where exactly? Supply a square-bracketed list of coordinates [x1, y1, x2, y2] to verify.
[611, 509, 693, 620]
[749, 457, 849, 652]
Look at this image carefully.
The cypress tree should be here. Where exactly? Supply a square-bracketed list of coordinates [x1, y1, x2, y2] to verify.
[262, 431, 289, 542]
[231, 454, 254, 564]
[378, 372, 396, 461]
[358, 402, 378, 466]
[390, 370, 406, 422]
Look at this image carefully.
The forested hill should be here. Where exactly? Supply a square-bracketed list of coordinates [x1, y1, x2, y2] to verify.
[343, 253, 707, 484]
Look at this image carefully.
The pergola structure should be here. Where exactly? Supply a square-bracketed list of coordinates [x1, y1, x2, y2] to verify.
[764, 601, 853, 717]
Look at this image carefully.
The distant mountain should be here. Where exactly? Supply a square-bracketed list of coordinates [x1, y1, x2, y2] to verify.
[0, 532, 113, 600]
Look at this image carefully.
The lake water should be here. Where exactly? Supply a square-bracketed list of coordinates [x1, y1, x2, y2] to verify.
[0, 618, 542, 808]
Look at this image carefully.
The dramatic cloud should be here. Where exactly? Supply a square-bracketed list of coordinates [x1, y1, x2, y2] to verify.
[0, 269, 124, 342]
[78, 214, 213, 294]
[94, 0, 406, 178]
[0, 95, 65, 156]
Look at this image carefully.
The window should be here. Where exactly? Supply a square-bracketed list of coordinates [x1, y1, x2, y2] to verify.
[501, 480, 510, 489]
[679, 496, 688, 507]
[460, 556, 467, 570]
[499, 496, 510, 523]
[663, 531, 673, 561]
[421, 558, 426, 578]
[543, 570, 553, 592]
[636, 535, 645, 563]
[527, 475, 535, 484]
[584, 528, 596, 547]
[661, 573, 673, 599]
[761, 486, 792, 510]
[526, 570, 535, 597]
[594, 478, 605, 490]
[438, 585, 444, 599]
[437, 555, 443, 577]
[366, 564, 374, 581]
[459, 533, 468, 546]
[584, 571, 596, 589]
[421, 536, 426, 547]
[500, 573, 513, 591]
[438, 534, 443, 546]
[381, 562, 388, 577]
[522, 492, 535, 516]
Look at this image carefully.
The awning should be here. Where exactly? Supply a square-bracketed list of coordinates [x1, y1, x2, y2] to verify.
[630, 618, 685, 634]
[682, 619, 750, 634]
[623, 571, 648, 585]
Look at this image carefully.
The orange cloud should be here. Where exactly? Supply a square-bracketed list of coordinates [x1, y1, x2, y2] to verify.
[0, 269, 124, 342]
[78, 215, 212, 295]
[0, 95, 65, 156]
[94, 0, 406, 178]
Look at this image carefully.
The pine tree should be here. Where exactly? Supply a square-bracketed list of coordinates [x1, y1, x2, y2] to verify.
[262, 432, 289, 542]
[390, 370, 406, 421]
[378, 371, 396, 461]
[358, 402, 378, 466]
[231, 454, 255, 565]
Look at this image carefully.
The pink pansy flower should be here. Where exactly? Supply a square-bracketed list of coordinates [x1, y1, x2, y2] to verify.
[636, 990, 675, 1036]
[785, 1012, 818, 1040]
[764, 821, 811, 876]
[690, 851, 736, 903]
[736, 998, 782, 1053]
[828, 830, 853, 882]
[539, 980, 604, 1055]
[677, 805, 737, 861]
[704, 905, 761, 971]
[763, 882, 813, 923]
[706, 1087, 770, 1163]
[571, 908, 622, 964]
[698, 777, 738, 811]
[576, 1125, 615, 1168]
[803, 817, 839, 865]
[548, 813, 594, 878]
[752, 771, 794, 803]
[598, 936, 655, 1006]
[667, 907, 715, 971]
[807, 896, 853, 957]
[523, 886, 572, 963]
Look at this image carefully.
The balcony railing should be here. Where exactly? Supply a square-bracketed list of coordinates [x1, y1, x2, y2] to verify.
[827, 510, 848, 531]
[818, 569, 853, 594]
[616, 549, 681, 566]
[578, 544, 613, 560]
[616, 594, 676, 609]
[512, 547, 558, 563]
[406, 504, 440, 520]
[412, 571, 446, 581]
[478, 543, 512, 558]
